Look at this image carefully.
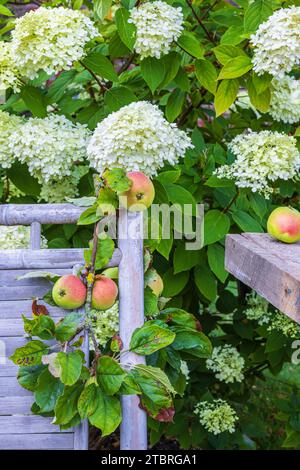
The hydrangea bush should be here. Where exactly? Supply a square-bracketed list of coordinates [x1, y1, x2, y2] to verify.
[1, 0, 300, 451]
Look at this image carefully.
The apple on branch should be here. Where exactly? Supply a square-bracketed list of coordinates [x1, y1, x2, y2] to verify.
[120, 171, 155, 212]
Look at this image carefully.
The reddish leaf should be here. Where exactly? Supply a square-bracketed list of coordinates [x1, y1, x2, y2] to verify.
[32, 300, 49, 316]
[195, 320, 203, 331]
[155, 407, 175, 423]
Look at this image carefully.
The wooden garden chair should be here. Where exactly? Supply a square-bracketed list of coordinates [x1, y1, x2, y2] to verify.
[0, 204, 147, 450]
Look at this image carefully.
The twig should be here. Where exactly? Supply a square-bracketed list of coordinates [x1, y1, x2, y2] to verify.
[222, 191, 239, 213]
[79, 60, 108, 93]
[118, 53, 136, 75]
[185, 0, 216, 44]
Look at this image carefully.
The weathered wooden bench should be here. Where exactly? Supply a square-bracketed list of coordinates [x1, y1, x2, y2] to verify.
[0, 204, 147, 450]
[225, 233, 300, 323]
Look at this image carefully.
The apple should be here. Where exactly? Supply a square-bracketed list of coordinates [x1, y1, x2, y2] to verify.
[145, 268, 164, 297]
[120, 171, 155, 212]
[267, 207, 300, 243]
[92, 275, 118, 310]
[52, 275, 87, 309]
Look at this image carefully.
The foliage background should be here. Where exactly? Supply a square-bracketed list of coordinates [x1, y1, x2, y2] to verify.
[1, 0, 300, 450]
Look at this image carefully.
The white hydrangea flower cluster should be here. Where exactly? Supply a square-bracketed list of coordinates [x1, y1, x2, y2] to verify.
[11, 7, 98, 79]
[180, 360, 190, 382]
[0, 111, 23, 169]
[206, 345, 245, 383]
[194, 400, 238, 435]
[10, 114, 90, 183]
[269, 76, 300, 124]
[88, 301, 119, 349]
[251, 7, 300, 78]
[87, 101, 193, 176]
[129, 1, 184, 59]
[215, 131, 300, 197]
[0, 42, 22, 93]
[245, 292, 300, 338]
[0, 225, 47, 249]
[39, 166, 89, 203]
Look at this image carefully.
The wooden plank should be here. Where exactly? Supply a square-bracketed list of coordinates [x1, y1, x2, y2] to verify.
[0, 433, 74, 450]
[118, 209, 147, 450]
[0, 300, 67, 318]
[225, 233, 300, 324]
[0, 415, 70, 433]
[0, 363, 18, 377]
[0, 396, 34, 414]
[30, 221, 41, 250]
[0, 285, 50, 301]
[0, 376, 34, 397]
[0, 247, 121, 269]
[0, 269, 69, 286]
[1, 336, 55, 358]
[0, 204, 84, 225]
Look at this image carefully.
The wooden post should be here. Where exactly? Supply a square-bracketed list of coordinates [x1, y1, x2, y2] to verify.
[118, 209, 147, 450]
[30, 222, 41, 250]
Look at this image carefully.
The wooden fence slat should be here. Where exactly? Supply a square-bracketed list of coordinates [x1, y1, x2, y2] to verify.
[0, 269, 69, 286]
[0, 364, 18, 377]
[0, 285, 51, 301]
[30, 221, 41, 250]
[118, 209, 147, 451]
[0, 434, 74, 450]
[0, 377, 34, 397]
[0, 396, 34, 414]
[0, 415, 70, 433]
[0, 204, 85, 225]
[0, 301, 67, 318]
[0, 248, 121, 270]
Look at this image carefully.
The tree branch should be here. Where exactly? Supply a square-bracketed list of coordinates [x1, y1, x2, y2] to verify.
[185, 0, 216, 45]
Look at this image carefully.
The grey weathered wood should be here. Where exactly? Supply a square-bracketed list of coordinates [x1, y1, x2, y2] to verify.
[0, 268, 69, 285]
[0, 300, 69, 318]
[0, 204, 85, 225]
[225, 233, 300, 324]
[0, 415, 70, 433]
[30, 221, 41, 250]
[0, 376, 36, 397]
[0, 434, 74, 450]
[0, 363, 18, 376]
[0, 285, 51, 300]
[0, 247, 121, 269]
[0, 396, 34, 414]
[118, 209, 147, 451]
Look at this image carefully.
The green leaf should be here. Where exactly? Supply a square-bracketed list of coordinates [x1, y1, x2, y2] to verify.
[141, 57, 165, 94]
[195, 59, 218, 94]
[96, 356, 126, 395]
[162, 268, 189, 297]
[21, 86, 47, 118]
[144, 287, 159, 316]
[84, 236, 115, 270]
[232, 210, 263, 232]
[97, 187, 119, 214]
[131, 368, 172, 416]
[156, 170, 181, 185]
[207, 244, 228, 283]
[159, 52, 181, 88]
[165, 89, 185, 122]
[56, 351, 83, 386]
[78, 383, 98, 418]
[23, 314, 56, 340]
[164, 184, 196, 213]
[94, 0, 112, 20]
[244, 0, 273, 33]
[7, 162, 41, 196]
[102, 168, 131, 194]
[17, 365, 46, 391]
[247, 76, 270, 112]
[252, 73, 272, 94]
[204, 209, 230, 245]
[82, 51, 118, 82]
[171, 327, 212, 358]
[194, 265, 217, 302]
[205, 175, 235, 188]
[55, 312, 83, 343]
[54, 383, 84, 425]
[89, 388, 121, 436]
[248, 192, 268, 220]
[35, 369, 64, 412]
[220, 25, 244, 45]
[47, 70, 77, 103]
[77, 205, 100, 225]
[17, 271, 60, 282]
[104, 86, 137, 112]
[213, 45, 247, 65]
[10, 340, 48, 366]
[177, 32, 204, 59]
[134, 364, 175, 395]
[173, 244, 201, 274]
[159, 308, 198, 330]
[214, 79, 239, 116]
[218, 56, 252, 80]
[115, 7, 136, 50]
[130, 322, 175, 355]
[0, 5, 13, 16]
